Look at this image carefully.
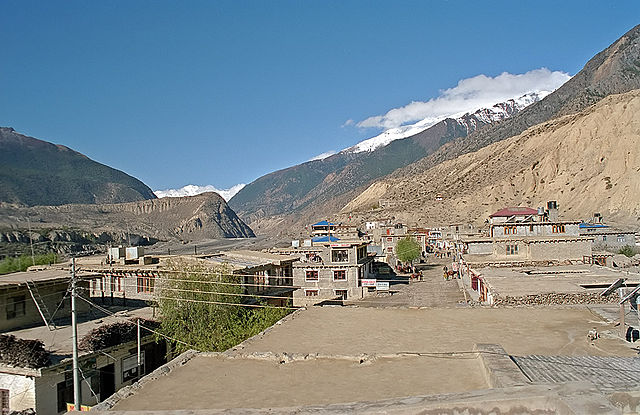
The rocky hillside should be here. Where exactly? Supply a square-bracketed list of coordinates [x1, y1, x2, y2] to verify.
[390, 24, 640, 181]
[229, 95, 539, 225]
[0, 192, 255, 242]
[341, 90, 640, 227]
[0, 127, 156, 206]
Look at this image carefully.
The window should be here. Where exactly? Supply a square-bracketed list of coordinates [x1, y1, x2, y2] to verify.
[333, 270, 346, 280]
[305, 289, 318, 297]
[387, 247, 393, 252]
[603, 235, 607, 241]
[136, 276, 155, 293]
[305, 270, 319, 281]
[331, 249, 349, 263]
[504, 226, 517, 235]
[335, 290, 348, 300]
[6, 295, 25, 320]
[552, 224, 565, 233]
[0, 389, 8, 415]
[506, 244, 518, 255]
[529, 224, 534, 232]
[386, 237, 393, 242]
[617, 234, 626, 243]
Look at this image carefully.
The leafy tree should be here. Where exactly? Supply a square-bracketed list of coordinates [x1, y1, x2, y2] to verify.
[619, 245, 637, 258]
[396, 237, 421, 264]
[156, 259, 290, 354]
[0, 252, 58, 275]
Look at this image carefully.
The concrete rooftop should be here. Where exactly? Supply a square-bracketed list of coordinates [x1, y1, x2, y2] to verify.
[474, 264, 638, 297]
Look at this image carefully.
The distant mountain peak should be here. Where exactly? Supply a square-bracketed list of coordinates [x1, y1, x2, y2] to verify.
[343, 91, 548, 154]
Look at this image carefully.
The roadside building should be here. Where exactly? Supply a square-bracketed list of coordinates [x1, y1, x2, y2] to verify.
[578, 215, 636, 251]
[462, 202, 593, 264]
[88, 250, 298, 308]
[0, 307, 166, 415]
[0, 268, 166, 414]
[310, 221, 337, 238]
[203, 250, 298, 307]
[381, 228, 428, 264]
[0, 269, 92, 332]
[277, 241, 374, 306]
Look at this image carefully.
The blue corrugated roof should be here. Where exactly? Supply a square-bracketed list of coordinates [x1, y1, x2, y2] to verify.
[579, 222, 608, 229]
[312, 220, 335, 227]
[311, 235, 340, 242]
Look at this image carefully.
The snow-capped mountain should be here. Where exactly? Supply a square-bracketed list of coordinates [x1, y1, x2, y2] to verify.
[344, 91, 548, 153]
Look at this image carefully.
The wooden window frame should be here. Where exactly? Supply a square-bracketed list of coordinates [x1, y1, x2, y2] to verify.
[305, 270, 319, 282]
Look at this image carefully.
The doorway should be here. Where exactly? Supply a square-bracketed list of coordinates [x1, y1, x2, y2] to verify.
[99, 364, 116, 401]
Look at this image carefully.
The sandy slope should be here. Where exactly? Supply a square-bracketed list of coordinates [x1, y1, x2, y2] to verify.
[342, 90, 640, 228]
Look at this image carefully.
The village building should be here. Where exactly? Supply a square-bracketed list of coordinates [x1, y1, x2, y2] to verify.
[462, 202, 593, 264]
[0, 268, 166, 414]
[87, 250, 298, 308]
[578, 214, 636, 251]
[310, 220, 361, 241]
[203, 250, 298, 307]
[380, 226, 429, 264]
[0, 269, 92, 332]
[0, 307, 166, 415]
[274, 240, 374, 306]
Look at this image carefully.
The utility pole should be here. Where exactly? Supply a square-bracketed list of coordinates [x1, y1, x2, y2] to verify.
[137, 318, 142, 380]
[27, 217, 35, 267]
[71, 257, 81, 409]
[619, 287, 626, 339]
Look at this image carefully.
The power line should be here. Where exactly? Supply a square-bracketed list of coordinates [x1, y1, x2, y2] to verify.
[96, 283, 297, 301]
[76, 295, 200, 350]
[152, 295, 300, 310]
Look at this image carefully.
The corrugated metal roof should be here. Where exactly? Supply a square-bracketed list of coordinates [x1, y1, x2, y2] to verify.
[579, 222, 609, 229]
[512, 355, 640, 391]
[311, 236, 340, 242]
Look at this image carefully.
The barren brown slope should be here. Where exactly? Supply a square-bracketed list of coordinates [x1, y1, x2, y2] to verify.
[0, 192, 254, 241]
[341, 90, 640, 228]
[384, 24, 640, 184]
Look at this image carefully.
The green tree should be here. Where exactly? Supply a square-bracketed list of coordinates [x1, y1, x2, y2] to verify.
[619, 245, 637, 258]
[156, 259, 290, 354]
[0, 252, 58, 275]
[396, 237, 421, 265]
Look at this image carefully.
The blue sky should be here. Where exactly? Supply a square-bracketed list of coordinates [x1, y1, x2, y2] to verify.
[1, 1, 638, 194]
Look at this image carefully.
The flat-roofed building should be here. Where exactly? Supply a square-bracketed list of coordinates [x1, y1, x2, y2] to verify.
[462, 203, 593, 264]
[0, 307, 166, 415]
[203, 250, 298, 307]
[0, 268, 93, 332]
[277, 241, 374, 306]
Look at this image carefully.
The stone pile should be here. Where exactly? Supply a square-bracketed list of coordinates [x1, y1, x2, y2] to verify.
[493, 292, 620, 306]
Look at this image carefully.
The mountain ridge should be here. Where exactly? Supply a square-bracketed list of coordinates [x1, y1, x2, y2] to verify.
[229, 93, 542, 225]
[0, 192, 255, 241]
[0, 127, 157, 206]
[340, 90, 640, 228]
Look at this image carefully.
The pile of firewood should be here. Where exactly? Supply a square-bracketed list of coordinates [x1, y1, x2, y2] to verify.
[0, 335, 50, 368]
[79, 318, 160, 351]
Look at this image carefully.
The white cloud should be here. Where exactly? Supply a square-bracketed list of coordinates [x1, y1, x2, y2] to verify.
[357, 68, 571, 130]
[308, 150, 337, 161]
[154, 183, 246, 201]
